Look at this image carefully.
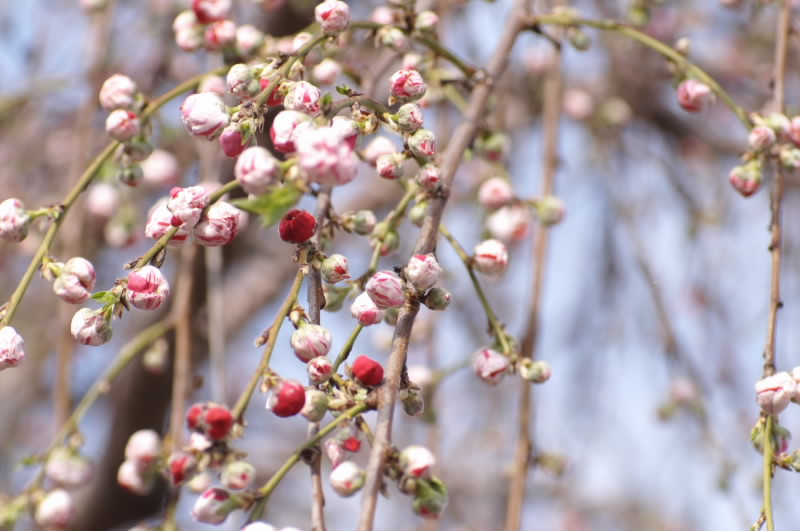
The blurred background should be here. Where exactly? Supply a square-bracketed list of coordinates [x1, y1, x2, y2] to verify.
[1, 0, 798, 529]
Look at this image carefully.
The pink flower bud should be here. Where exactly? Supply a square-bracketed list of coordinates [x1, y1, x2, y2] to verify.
[99, 74, 137, 111]
[176, 26, 205, 52]
[478, 177, 514, 209]
[270, 110, 313, 153]
[194, 201, 244, 247]
[192, 488, 234, 525]
[415, 10, 439, 32]
[334, 421, 362, 452]
[168, 185, 210, 227]
[53, 257, 97, 304]
[389, 69, 426, 103]
[268, 379, 306, 417]
[789, 116, 800, 147]
[236, 25, 264, 58]
[324, 439, 346, 468]
[396, 103, 424, 133]
[219, 124, 250, 158]
[283, 81, 322, 116]
[315, 0, 350, 33]
[473, 239, 508, 275]
[728, 159, 763, 198]
[141, 149, 181, 188]
[70, 308, 112, 346]
[127, 265, 170, 311]
[105, 110, 140, 141]
[296, 127, 359, 186]
[301, 389, 329, 422]
[399, 445, 436, 478]
[180, 92, 230, 140]
[221, 460, 256, 490]
[371, 6, 398, 24]
[416, 163, 441, 191]
[168, 451, 198, 486]
[377, 26, 410, 53]
[366, 271, 405, 309]
[313, 58, 342, 85]
[350, 292, 386, 326]
[406, 254, 441, 292]
[422, 287, 451, 311]
[235, 146, 279, 195]
[330, 461, 365, 497]
[192, 0, 231, 23]
[486, 205, 530, 242]
[117, 460, 154, 495]
[290, 324, 332, 362]
[352, 355, 384, 386]
[376, 153, 405, 180]
[677, 79, 714, 113]
[226, 64, 259, 101]
[279, 209, 317, 243]
[755, 372, 796, 415]
[86, 182, 120, 219]
[45, 448, 93, 488]
[145, 202, 191, 246]
[562, 88, 594, 121]
[124, 429, 162, 471]
[533, 195, 566, 226]
[0, 198, 30, 242]
[363, 136, 396, 164]
[748, 125, 776, 152]
[198, 75, 227, 95]
[331, 116, 359, 149]
[472, 348, 510, 385]
[321, 254, 350, 283]
[35, 489, 74, 529]
[408, 128, 436, 159]
[0, 326, 25, 370]
[518, 359, 551, 383]
[307, 356, 333, 384]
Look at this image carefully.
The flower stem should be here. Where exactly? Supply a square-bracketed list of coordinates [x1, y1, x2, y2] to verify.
[763, 415, 775, 531]
[333, 323, 364, 372]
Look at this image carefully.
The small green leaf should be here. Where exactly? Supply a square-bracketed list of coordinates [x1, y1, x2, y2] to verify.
[231, 182, 303, 227]
[90, 291, 118, 305]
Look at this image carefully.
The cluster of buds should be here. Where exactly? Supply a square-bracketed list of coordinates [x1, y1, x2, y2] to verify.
[173, 0, 264, 60]
[386, 446, 447, 519]
[117, 430, 162, 495]
[191, 487, 254, 525]
[186, 402, 235, 442]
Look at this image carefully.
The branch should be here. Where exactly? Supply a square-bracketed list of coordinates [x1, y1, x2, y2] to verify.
[169, 245, 197, 453]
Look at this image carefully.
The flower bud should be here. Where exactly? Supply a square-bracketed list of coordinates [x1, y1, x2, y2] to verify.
[168, 185, 210, 227]
[221, 460, 256, 490]
[192, 0, 231, 24]
[422, 287, 451, 311]
[409, 201, 427, 226]
[53, 257, 97, 305]
[346, 210, 376, 235]
[180, 92, 230, 140]
[352, 355, 384, 387]
[677, 79, 714, 113]
[412, 477, 448, 519]
[406, 254, 441, 292]
[175, 26, 205, 52]
[416, 164, 441, 191]
[324, 439, 347, 468]
[400, 386, 425, 416]
[315, 0, 350, 34]
[748, 125, 776, 152]
[518, 359, 551, 383]
[377, 26, 410, 53]
[0, 198, 31, 242]
[780, 145, 800, 170]
[789, 116, 800, 147]
[755, 372, 796, 415]
[241, 523, 279, 531]
[270, 110, 314, 154]
[329, 461, 365, 497]
[474, 132, 511, 162]
[363, 136, 396, 165]
[124, 429, 162, 471]
[168, 451, 197, 486]
[399, 445, 436, 479]
[334, 421, 361, 452]
[127, 265, 170, 311]
[99, 74, 137, 111]
[105, 110, 140, 141]
[284, 81, 322, 116]
[45, 448, 93, 488]
[236, 25, 264, 58]
[290, 324, 332, 362]
[35, 489, 74, 529]
[235, 146, 279, 195]
[472, 348, 510, 385]
[199, 74, 227, 95]
[204, 20, 237, 51]
[408, 128, 436, 159]
[145, 202, 191, 246]
[533, 195, 566, 226]
[313, 58, 342, 85]
[296, 127, 359, 186]
[186, 402, 235, 441]
[301, 389, 329, 422]
[116, 164, 143, 187]
[194, 201, 244, 247]
[728, 159, 763, 198]
[269, 379, 306, 417]
[478, 177, 513, 209]
[415, 11, 439, 32]
[396, 103, 424, 133]
[226, 64, 260, 101]
[192, 488, 234, 525]
[307, 356, 333, 384]
[366, 271, 405, 309]
[321, 254, 350, 283]
[219, 123, 250, 158]
[473, 239, 509, 275]
[279, 209, 317, 243]
[373, 152, 403, 180]
[71, 308, 112, 346]
[86, 183, 119, 220]
[350, 292, 386, 326]
[141, 149, 181, 188]
[117, 459, 154, 495]
[389, 69, 426, 104]
[331, 116, 360, 150]
[487, 204, 530, 242]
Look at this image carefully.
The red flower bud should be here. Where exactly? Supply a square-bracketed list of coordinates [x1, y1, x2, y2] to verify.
[279, 209, 317, 243]
[268, 379, 306, 417]
[352, 355, 384, 387]
[205, 404, 235, 440]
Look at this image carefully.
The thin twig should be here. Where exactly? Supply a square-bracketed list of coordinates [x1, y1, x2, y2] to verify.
[169, 245, 196, 452]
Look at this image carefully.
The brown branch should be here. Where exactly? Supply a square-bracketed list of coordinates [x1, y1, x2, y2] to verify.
[356, 3, 531, 528]
[169, 245, 197, 452]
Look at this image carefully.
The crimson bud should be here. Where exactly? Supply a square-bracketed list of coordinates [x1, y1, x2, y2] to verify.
[352, 355, 384, 387]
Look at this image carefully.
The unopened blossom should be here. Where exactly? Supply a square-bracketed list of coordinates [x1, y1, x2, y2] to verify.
[350, 292, 386, 326]
[533, 195, 566, 226]
[186, 402, 235, 440]
[486, 204, 530, 242]
[35, 489, 74, 529]
[234, 147, 279, 195]
[0, 327, 25, 371]
[192, 0, 231, 24]
[127, 265, 170, 311]
[117, 164, 143, 187]
[408, 128, 436, 159]
[377, 26, 410, 53]
[728, 159, 763, 198]
[290, 324, 332, 362]
[105, 110, 140, 141]
[71, 308, 112, 346]
[301, 389, 329, 422]
[352, 355, 384, 386]
[99, 74, 137, 111]
[677, 79, 714, 113]
[755, 372, 796, 415]
[117, 458, 153, 495]
[192, 488, 234, 525]
[321, 254, 350, 283]
[473, 239, 509, 275]
[167, 452, 198, 486]
[417, 164, 440, 191]
[473, 348, 510, 385]
[45, 448, 93, 488]
[296, 127, 359, 186]
[324, 439, 347, 468]
[412, 478, 448, 519]
[176, 26, 205, 52]
[279, 209, 317, 243]
[167, 185, 210, 227]
[478, 177, 514, 209]
[371, 6, 397, 24]
[423, 287, 451, 311]
[780, 145, 800, 170]
[518, 359, 551, 383]
[235, 24, 264, 57]
[474, 132, 511, 162]
[313, 58, 342, 85]
[283, 81, 322, 116]
[399, 445, 436, 479]
[241, 524, 279, 531]
[401, 52, 423, 71]
[363, 136, 396, 164]
[124, 430, 162, 471]
[268, 379, 306, 417]
[270, 110, 314, 154]
[187, 471, 212, 493]
[748, 125, 776, 152]
[0, 198, 30, 242]
[198, 75, 227, 95]
[86, 183, 119, 219]
[145, 202, 191, 246]
[308, 356, 333, 384]
[53, 257, 96, 304]
[562, 88, 594, 121]
[400, 385, 425, 416]
[180, 92, 230, 140]
[415, 10, 439, 32]
[194, 201, 244, 247]
[344, 210, 376, 235]
[376, 152, 404, 180]
[226, 64, 260, 101]
[366, 270, 405, 309]
[221, 460, 256, 490]
[406, 254, 441, 292]
[396, 103, 424, 133]
[141, 149, 181, 188]
[389, 69, 427, 103]
[315, 0, 350, 33]
[330, 461, 365, 497]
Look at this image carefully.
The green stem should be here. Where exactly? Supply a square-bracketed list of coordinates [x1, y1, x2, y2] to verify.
[231, 248, 310, 421]
[248, 403, 369, 522]
[363, 187, 416, 280]
[439, 224, 511, 355]
[333, 324, 364, 372]
[255, 34, 330, 107]
[763, 415, 775, 531]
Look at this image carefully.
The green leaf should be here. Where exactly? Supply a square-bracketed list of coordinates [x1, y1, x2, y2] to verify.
[231, 182, 303, 227]
[90, 291, 118, 305]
